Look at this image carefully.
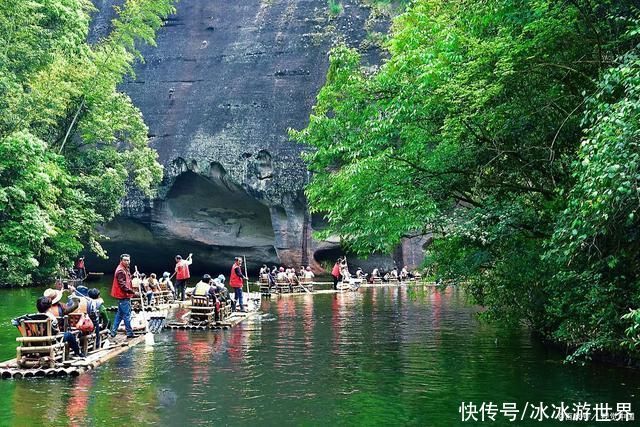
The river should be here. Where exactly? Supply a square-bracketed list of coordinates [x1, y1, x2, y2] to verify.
[0, 283, 638, 426]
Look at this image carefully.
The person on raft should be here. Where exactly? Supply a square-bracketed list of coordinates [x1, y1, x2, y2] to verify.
[194, 274, 215, 299]
[110, 253, 135, 339]
[230, 257, 247, 312]
[74, 256, 86, 280]
[160, 272, 175, 299]
[331, 259, 341, 290]
[303, 266, 315, 280]
[145, 273, 161, 305]
[213, 275, 233, 311]
[174, 253, 193, 301]
[36, 295, 85, 358]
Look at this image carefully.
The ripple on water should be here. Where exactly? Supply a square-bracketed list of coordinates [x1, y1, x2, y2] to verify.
[1, 287, 639, 426]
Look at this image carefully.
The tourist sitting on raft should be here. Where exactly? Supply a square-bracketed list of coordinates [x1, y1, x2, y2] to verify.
[194, 274, 234, 311]
[144, 273, 161, 305]
[44, 287, 78, 316]
[286, 268, 300, 286]
[384, 267, 399, 282]
[213, 274, 234, 311]
[160, 271, 175, 299]
[276, 267, 288, 286]
[194, 274, 216, 300]
[213, 274, 228, 294]
[355, 268, 367, 280]
[259, 265, 269, 278]
[88, 288, 110, 330]
[71, 285, 95, 315]
[71, 285, 107, 347]
[399, 266, 410, 281]
[302, 266, 315, 280]
[36, 295, 85, 358]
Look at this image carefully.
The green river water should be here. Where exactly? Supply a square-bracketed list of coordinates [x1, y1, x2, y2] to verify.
[0, 281, 638, 426]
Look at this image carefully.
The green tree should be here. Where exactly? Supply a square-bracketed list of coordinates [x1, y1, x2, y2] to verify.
[0, 0, 176, 285]
[292, 0, 640, 359]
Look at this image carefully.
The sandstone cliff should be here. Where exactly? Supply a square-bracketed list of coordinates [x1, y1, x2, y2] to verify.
[87, 0, 420, 275]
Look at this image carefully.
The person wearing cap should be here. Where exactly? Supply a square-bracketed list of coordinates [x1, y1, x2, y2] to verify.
[276, 266, 287, 282]
[303, 266, 315, 280]
[110, 253, 135, 339]
[174, 253, 193, 301]
[36, 296, 84, 358]
[229, 257, 247, 312]
[88, 288, 109, 349]
[88, 288, 110, 330]
[71, 285, 100, 346]
[71, 285, 95, 315]
[287, 267, 300, 287]
[213, 274, 229, 297]
[160, 271, 175, 299]
[43, 288, 80, 318]
[259, 264, 269, 277]
[212, 274, 233, 311]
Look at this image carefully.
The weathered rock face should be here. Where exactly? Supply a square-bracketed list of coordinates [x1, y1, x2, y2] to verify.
[87, 0, 420, 275]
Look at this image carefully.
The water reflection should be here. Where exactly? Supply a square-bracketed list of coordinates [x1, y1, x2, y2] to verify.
[67, 373, 92, 425]
[0, 286, 639, 426]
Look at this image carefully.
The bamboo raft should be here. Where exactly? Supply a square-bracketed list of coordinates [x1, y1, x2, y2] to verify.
[0, 334, 146, 379]
[165, 310, 259, 331]
[273, 280, 438, 297]
[105, 300, 189, 312]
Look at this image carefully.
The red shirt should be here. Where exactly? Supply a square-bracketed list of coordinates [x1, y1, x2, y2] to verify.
[331, 263, 340, 278]
[175, 260, 191, 280]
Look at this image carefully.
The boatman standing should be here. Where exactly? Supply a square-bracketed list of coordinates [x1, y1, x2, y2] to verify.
[110, 253, 135, 339]
[74, 256, 86, 280]
[175, 253, 193, 301]
[229, 257, 247, 312]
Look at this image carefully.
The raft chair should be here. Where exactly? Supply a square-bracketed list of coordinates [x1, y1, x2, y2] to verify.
[67, 313, 108, 354]
[372, 277, 382, 285]
[276, 278, 291, 294]
[388, 276, 400, 285]
[189, 296, 215, 325]
[336, 281, 351, 291]
[299, 277, 314, 292]
[13, 314, 66, 368]
[290, 277, 302, 293]
[259, 274, 271, 295]
[223, 299, 232, 319]
[130, 277, 146, 310]
[158, 283, 174, 304]
[215, 297, 232, 321]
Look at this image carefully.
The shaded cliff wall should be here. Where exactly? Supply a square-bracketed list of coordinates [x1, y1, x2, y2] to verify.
[87, 0, 421, 275]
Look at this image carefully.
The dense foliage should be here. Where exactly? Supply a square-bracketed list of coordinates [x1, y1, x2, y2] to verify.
[0, 0, 176, 285]
[292, 0, 640, 360]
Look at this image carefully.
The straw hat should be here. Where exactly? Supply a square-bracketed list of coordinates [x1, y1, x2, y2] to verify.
[43, 288, 63, 305]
